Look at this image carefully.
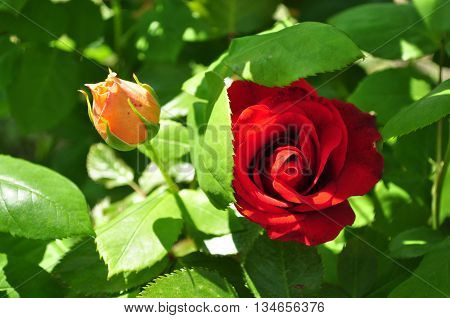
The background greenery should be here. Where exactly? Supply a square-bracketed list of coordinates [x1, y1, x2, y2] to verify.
[0, 0, 449, 298]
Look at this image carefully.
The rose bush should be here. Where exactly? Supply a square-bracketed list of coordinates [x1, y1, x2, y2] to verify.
[229, 79, 384, 245]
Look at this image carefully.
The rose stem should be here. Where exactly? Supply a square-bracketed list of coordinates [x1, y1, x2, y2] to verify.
[431, 34, 448, 230]
[128, 181, 147, 198]
[142, 143, 180, 193]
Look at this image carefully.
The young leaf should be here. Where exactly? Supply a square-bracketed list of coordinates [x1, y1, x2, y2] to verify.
[148, 120, 190, 161]
[243, 235, 322, 297]
[179, 189, 242, 236]
[223, 22, 363, 86]
[0, 155, 93, 240]
[329, 3, 437, 60]
[187, 72, 234, 209]
[87, 143, 134, 189]
[53, 240, 168, 296]
[348, 67, 432, 124]
[95, 192, 183, 276]
[389, 238, 450, 297]
[140, 267, 237, 298]
[382, 79, 450, 139]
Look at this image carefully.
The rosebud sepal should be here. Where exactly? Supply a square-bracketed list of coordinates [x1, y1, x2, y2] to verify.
[78, 89, 95, 124]
[127, 98, 160, 141]
[133, 74, 160, 107]
[100, 117, 136, 151]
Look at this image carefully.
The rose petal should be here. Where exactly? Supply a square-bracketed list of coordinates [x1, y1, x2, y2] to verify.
[331, 100, 383, 203]
[228, 79, 317, 123]
[266, 200, 355, 246]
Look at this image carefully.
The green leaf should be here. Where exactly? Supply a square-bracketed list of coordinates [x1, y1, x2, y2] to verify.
[95, 192, 183, 276]
[53, 240, 168, 296]
[348, 195, 375, 228]
[176, 252, 250, 297]
[338, 237, 378, 297]
[0, 233, 48, 265]
[135, 0, 191, 63]
[243, 235, 322, 298]
[0, 155, 92, 240]
[0, 37, 19, 118]
[38, 238, 78, 272]
[182, 53, 231, 99]
[138, 163, 195, 193]
[8, 46, 80, 132]
[138, 62, 192, 104]
[65, 0, 104, 48]
[0, 253, 63, 298]
[179, 189, 242, 236]
[87, 143, 134, 189]
[0, 254, 17, 298]
[0, 0, 28, 12]
[4, 0, 68, 43]
[348, 67, 432, 124]
[329, 3, 438, 60]
[140, 267, 237, 298]
[413, 0, 450, 39]
[202, 219, 262, 256]
[0, 36, 19, 87]
[308, 65, 366, 100]
[185, 0, 281, 40]
[160, 92, 202, 120]
[373, 181, 430, 237]
[223, 22, 363, 86]
[441, 164, 450, 224]
[286, 0, 390, 22]
[382, 79, 450, 139]
[149, 120, 190, 161]
[187, 72, 234, 209]
[389, 227, 446, 259]
[389, 239, 450, 297]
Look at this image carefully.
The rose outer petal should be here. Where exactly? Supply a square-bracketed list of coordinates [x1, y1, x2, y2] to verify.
[267, 200, 355, 246]
[236, 196, 355, 246]
[228, 79, 317, 124]
[330, 100, 384, 204]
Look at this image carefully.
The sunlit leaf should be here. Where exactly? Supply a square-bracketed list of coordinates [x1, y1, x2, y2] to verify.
[95, 192, 183, 276]
[382, 79, 450, 139]
[179, 189, 242, 236]
[0, 155, 93, 240]
[187, 72, 234, 208]
[329, 3, 437, 60]
[224, 22, 363, 86]
[87, 143, 134, 189]
[140, 267, 237, 298]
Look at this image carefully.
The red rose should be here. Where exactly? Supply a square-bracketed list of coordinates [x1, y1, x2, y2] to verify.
[229, 79, 383, 246]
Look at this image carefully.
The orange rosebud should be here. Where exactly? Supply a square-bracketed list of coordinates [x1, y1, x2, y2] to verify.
[80, 71, 160, 151]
